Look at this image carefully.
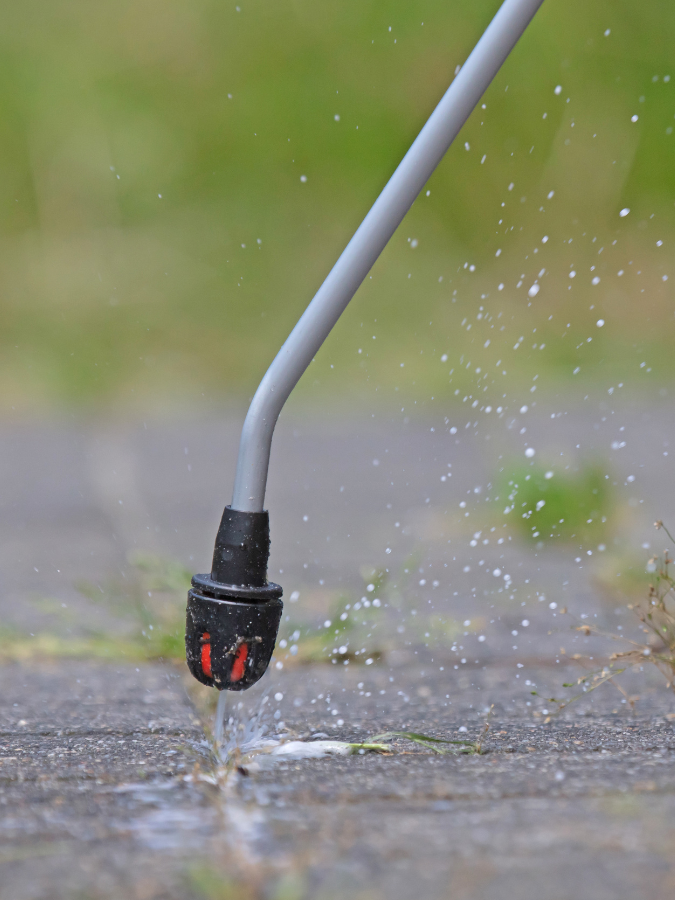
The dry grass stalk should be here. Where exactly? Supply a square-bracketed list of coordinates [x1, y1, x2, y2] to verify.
[536, 521, 675, 715]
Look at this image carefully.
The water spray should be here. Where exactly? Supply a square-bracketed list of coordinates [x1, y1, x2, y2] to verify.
[186, 0, 546, 691]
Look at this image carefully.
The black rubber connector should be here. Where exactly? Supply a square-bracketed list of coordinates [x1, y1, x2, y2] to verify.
[185, 507, 283, 691]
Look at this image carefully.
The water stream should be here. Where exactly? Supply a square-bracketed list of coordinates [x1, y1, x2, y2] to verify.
[213, 687, 278, 765]
[212, 687, 364, 769]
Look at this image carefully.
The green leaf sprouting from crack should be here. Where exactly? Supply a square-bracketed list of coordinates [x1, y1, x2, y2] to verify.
[371, 731, 482, 755]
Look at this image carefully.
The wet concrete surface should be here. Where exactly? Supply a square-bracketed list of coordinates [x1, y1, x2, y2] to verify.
[0, 661, 215, 900]
[1, 400, 675, 898]
[2, 658, 675, 899]
[248, 657, 675, 899]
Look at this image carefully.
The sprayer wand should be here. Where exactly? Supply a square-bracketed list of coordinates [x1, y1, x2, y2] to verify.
[186, 0, 546, 690]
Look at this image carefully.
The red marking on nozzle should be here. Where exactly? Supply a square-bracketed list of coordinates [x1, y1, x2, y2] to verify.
[201, 632, 212, 678]
[230, 643, 248, 682]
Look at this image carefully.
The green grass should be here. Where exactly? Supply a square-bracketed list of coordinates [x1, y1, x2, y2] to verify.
[0, 552, 189, 664]
[498, 461, 614, 544]
[371, 730, 486, 755]
[0, 548, 475, 669]
[187, 866, 306, 900]
[278, 554, 481, 666]
[0, 0, 673, 409]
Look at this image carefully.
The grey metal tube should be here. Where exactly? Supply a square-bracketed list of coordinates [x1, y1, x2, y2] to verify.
[232, 0, 545, 512]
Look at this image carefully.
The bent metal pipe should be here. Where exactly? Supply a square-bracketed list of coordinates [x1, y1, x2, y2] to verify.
[186, 0, 548, 692]
[231, 0, 546, 513]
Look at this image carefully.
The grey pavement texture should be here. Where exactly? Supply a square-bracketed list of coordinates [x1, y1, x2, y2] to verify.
[0, 661, 212, 899]
[1, 397, 675, 898]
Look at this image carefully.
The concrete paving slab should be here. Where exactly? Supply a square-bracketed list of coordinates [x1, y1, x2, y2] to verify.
[1, 401, 675, 898]
[0, 661, 213, 900]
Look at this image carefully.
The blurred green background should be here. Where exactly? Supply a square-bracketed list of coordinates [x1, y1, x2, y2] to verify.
[0, 0, 673, 410]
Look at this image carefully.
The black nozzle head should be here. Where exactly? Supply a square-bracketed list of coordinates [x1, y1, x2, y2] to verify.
[186, 586, 282, 690]
[185, 507, 283, 691]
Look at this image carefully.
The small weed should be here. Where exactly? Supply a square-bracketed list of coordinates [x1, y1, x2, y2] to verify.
[535, 521, 675, 715]
[499, 461, 613, 544]
[0, 553, 188, 665]
[407, 612, 483, 649]
[279, 567, 391, 666]
[371, 731, 482, 755]
[280, 553, 475, 667]
[0, 626, 147, 663]
[186, 867, 255, 900]
[372, 708, 492, 756]
[186, 862, 307, 900]
[283, 591, 378, 665]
